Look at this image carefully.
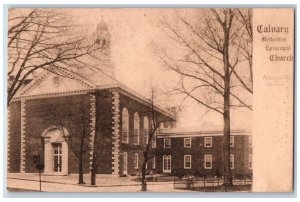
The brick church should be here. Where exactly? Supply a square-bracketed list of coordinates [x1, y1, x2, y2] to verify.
[7, 20, 175, 176]
[7, 20, 252, 178]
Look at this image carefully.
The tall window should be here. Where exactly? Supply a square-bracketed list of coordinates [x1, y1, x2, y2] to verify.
[204, 155, 212, 169]
[249, 155, 252, 169]
[134, 112, 140, 145]
[164, 138, 171, 148]
[163, 155, 171, 173]
[152, 157, 156, 169]
[184, 155, 191, 169]
[249, 136, 252, 147]
[134, 153, 139, 169]
[184, 138, 191, 148]
[122, 108, 129, 143]
[123, 152, 128, 175]
[204, 137, 212, 147]
[143, 116, 149, 146]
[230, 136, 235, 147]
[230, 154, 234, 169]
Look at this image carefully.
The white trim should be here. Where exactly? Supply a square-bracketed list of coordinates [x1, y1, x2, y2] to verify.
[43, 128, 69, 175]
[184, 138, 191, 148]
[7, 107, 11, 171]
[20, 100, 26, 173]
[157, 131, 251, 138]
[152, 156, 156, 169]
[204, 154, 212, 169]
[184, 155, 192, 169]
[111, 91, 120, 175]
[133, 112, 140, 145]
[134, 153, 139, 169]
[163, 155, 171, 173]
[204, 137, 212, 147]
[121, 108, 129, 144]
[122, 152, 128, 175]
[89, 94, 96, 172]
[143, 116, 149, 146]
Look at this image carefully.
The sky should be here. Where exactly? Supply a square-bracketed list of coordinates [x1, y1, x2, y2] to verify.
[66, 8, 252, 129]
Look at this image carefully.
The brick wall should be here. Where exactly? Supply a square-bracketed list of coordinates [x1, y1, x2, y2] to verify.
[118, 94, 170, 176]
[95, 91, 113, 174]
[23, 95, 91, 173]
[156, 135, 252, 177]
[8, 101, 21, 173]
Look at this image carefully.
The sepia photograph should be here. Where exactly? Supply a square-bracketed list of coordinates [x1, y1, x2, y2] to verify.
[5, 6, 294, 193]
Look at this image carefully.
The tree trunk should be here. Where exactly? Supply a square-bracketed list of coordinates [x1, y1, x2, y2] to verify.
[78, 154, 85, 184]
[222, 15, 233, 187]
[141, 158, 147, 191]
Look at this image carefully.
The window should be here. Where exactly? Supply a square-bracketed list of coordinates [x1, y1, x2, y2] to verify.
[204, 155, 212, 169]
[249, 136, 252, 147]
[134, 113, 140, 145]
[249, 155, 252, 169]
[53, 143, 62, 172]
[204, 137, 212, 147]
[163, 155, 171, 173]
[230, 136, 234, 147]
[134, 153, 139, 169]
[152, 157, 156, 169]
[184, 155, 191, 169]
[122, 108, 129, 143]
[184, 138, 191, 148]
[143, 116, 149, 146]
[230, 154, 234, 169]
[123, 152, 128, 175]
[164, 138, 171, 148]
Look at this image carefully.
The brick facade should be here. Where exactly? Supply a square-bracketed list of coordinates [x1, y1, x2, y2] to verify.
[8, 88, 250, 179]
[155, 134, 252, 178]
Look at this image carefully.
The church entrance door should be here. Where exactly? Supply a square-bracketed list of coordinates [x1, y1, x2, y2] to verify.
[53, 143, 62, 173]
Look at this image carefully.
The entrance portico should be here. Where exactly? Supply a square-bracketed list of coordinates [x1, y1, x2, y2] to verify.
[42, 127, 69, 175]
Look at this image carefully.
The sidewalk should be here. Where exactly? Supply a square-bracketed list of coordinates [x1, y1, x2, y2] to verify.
[7, 173, 192, 192]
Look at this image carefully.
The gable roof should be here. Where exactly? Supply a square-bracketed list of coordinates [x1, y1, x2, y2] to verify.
[13, 69, 175, 119]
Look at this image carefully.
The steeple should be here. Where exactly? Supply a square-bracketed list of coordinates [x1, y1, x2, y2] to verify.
[90, 18, 115, 79]
[94, 17, 111, 50]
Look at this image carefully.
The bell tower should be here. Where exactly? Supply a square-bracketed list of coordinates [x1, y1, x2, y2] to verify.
[92, 18, 115, 78]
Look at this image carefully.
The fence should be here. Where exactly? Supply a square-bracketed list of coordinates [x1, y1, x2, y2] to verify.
[174, 177, 252, 190]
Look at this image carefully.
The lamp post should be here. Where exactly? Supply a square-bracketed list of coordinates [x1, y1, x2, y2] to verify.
[34, 154, 44, 192]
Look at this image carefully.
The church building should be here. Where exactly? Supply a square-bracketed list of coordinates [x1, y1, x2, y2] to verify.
[7, 20, 175, 176]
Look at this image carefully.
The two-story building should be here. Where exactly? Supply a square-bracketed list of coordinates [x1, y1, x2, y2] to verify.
[155, 126, 252, 178]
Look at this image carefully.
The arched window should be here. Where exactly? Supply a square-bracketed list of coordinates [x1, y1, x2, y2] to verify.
[134, 112, 140, 145]
[122, 108, 129, 143]
[143, 116, 149, 146]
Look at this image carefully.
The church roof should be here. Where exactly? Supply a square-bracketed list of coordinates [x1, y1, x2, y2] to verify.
[158, 121, 251, 138]
[13, 69, 175, 119]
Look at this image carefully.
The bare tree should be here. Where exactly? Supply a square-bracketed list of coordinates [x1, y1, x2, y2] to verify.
[45, 103, 91, 184]
[137, 89, 177, 191]
[7, 9, 109, 106]
[157, 8, 253, 186]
